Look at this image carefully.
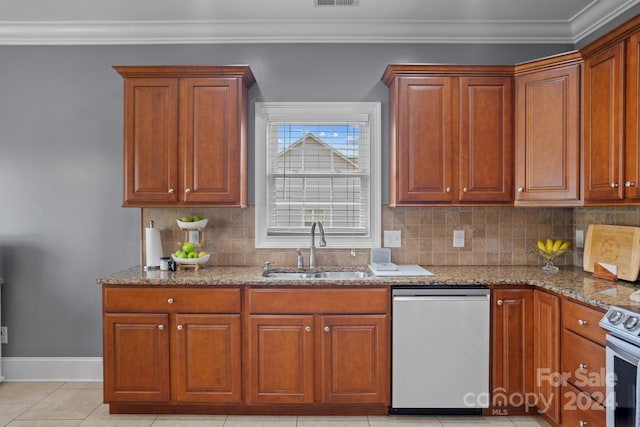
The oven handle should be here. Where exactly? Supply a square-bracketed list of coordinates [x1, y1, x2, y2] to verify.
[607, 335, 640, 365]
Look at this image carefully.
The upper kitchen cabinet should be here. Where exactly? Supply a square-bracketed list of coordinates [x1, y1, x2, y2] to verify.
[382, 65, 513, 206]
[626, 32, 640, 201]
[114, 66, 256, 207]
[513, 52, 582, 206]
[581, 13, 640, 204]
[583, 42, 625, 202]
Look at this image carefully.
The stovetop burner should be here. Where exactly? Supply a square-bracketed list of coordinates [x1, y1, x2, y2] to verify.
[600, 305, 640, 345]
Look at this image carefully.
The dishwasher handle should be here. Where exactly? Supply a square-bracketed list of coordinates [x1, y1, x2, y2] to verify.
[392, 288, 489, 298]
[393, 295, 489, 303]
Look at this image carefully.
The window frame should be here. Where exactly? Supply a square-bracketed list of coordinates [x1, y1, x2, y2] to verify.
[254, 102, 381, 249]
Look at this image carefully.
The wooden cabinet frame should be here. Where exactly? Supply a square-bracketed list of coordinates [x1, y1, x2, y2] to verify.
[514, 53, 582, 205]
[115, 66, 255, 207]
[580, 13, 640, 205]
[383, 65, 513, 205]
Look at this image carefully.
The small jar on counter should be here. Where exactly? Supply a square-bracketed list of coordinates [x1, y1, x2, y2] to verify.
[160, 257, 171, 271]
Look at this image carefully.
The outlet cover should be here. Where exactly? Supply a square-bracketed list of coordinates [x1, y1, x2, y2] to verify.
[453, 230, 465, 248]
[1, 326, 7, 344]
[576, 230, 584, 248]
[384, 230, 402, 248]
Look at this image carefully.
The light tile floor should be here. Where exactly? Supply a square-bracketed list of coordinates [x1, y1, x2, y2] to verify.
[0, 382, 551, 427]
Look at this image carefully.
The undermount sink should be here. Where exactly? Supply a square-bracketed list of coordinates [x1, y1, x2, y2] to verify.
[263, 270, 370, 280]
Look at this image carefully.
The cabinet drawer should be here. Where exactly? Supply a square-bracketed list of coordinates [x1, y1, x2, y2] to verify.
[562, 383, 606, 426]
[103, 287, 241, 313]
[561, 299, 606, 346]
[248, 288, 389, 314]
[561, 329, 606, 404]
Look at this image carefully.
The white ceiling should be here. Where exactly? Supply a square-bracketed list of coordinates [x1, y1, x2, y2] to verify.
[1, 0, 639, 45]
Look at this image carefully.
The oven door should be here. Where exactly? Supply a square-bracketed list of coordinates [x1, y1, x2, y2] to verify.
[606, 334, 640, 427]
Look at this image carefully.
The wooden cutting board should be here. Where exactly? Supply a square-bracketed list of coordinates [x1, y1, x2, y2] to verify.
[583, 224, 640, 281]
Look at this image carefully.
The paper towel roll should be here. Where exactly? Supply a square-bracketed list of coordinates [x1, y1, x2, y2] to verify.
[145, 227, 163, 268]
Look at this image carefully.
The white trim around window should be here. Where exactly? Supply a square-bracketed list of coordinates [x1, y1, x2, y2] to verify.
[254, 102, 381, 249]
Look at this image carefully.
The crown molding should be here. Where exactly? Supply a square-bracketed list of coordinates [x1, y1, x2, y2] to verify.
[571, 0, 639, 42]
[0, 20, 577, 45]
[0, 4, 635, 46]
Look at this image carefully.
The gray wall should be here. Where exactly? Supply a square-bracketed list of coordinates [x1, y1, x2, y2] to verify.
[0, 42, 573, 357]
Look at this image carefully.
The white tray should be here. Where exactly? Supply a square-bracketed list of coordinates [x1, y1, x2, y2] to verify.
[368, 264, 433, 277]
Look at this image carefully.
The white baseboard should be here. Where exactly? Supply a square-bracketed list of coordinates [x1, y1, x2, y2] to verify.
[1, 357, 103, 382]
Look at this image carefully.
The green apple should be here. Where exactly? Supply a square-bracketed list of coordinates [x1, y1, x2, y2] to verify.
[188, 251, 199, 259]
[192, 215, 202, 222]
[180, 216, 193, 222]
[182, 242, 195, 253]
[175, 250, 187, 259]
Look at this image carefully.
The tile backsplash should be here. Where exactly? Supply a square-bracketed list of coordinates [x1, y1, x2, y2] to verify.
[140, 205, 640, 269]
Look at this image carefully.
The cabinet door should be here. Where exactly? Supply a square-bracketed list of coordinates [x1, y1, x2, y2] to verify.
[491, 289, 533, 415]
[180, 78, 242, 205]
[319, 315, 389, 404]
[103, 313, 170, 402]
[122, 78, 179, 206]
[532, 291, 560, 424]
[248, 315, 314, 404]
[394, 76, 455, 203]
[459, 77, 513, 202]
[626, 33, 640, 200]
[584, 42, 625, 201]
[174, 314, 241, 403]
[514, 64, 580, 204]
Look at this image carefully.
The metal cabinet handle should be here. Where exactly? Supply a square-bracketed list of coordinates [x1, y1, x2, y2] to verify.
[579, 363, 588, 370]
[611, 182, 619, 188]
[626, 181, 635, 187]
[445, 187, 452, 193]
[177, 325, 183, 331]
[497, 300, 503, 306]
[578, 319, 587, 326]
[463, 187, 468, 193]
[185, 188, 191, 194]
[579, 421, 588, 427]
[324, 326, 330, 332]
[167, 298, 174, 304]
[517, 187, 524, 193]
[168, 188, 175, 194]
[158, 324, 165, 330]
[305, 326, 311, 332]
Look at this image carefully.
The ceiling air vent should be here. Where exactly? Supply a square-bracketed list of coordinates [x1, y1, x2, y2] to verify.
[314, 0, 358, 6]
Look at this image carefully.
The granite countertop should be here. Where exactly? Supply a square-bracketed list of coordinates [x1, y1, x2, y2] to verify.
[97, 264, 640, 313]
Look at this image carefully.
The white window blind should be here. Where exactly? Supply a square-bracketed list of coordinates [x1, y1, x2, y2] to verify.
[268, 122, 369, 235]
[255, 103, 381, 249]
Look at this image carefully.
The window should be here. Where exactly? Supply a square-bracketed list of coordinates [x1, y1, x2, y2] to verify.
[255, 102, 381, 248]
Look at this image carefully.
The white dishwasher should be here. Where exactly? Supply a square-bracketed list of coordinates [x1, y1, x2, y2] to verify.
[391, 287, 490, 414]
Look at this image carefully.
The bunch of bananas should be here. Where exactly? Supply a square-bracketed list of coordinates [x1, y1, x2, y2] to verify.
[536, 238, 570, 260]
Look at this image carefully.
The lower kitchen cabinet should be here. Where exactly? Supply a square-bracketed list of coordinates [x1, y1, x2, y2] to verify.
[174, 314, 242, 403]
[103, 285, 389, 414]
[491, 288, 534, 415]
[320, 315, 389, 404]
[560, 298, 607, 425]
[561, 383, 606, 427]
[102, 287, 242, 405]
[103, 313, 171, 402]
[532, 290, 561, 425]
[248, 315, 315, 404]
[247, 288, 390, 407]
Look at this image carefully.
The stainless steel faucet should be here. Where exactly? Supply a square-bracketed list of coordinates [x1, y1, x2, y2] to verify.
[309, 221, 327, 268]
